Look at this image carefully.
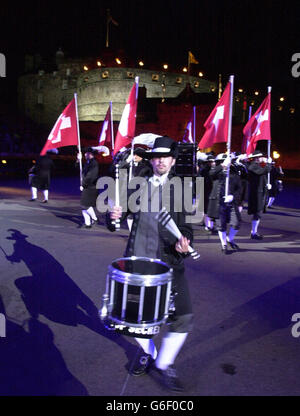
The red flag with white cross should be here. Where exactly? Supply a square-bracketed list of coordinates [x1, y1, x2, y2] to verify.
[113, 77, 139, 155]
[40, 98, 79, 155]
[198, 82, 231, 150]
[244, 92, 271, 155]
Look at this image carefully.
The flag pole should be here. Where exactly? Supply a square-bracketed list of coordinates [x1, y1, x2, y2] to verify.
[247, 105, 252, 145]
[128, 76, 139, 182]
[267, 86, 272, 188]
[225, 75, 234, 198]
[110, 101, 114, 151]
[193, 105, 196, 143]
[218, 74, 222, 99]
[74, 93, 83, 187]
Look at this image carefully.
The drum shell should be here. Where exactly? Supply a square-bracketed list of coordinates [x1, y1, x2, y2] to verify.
[105, 257, 173, 338]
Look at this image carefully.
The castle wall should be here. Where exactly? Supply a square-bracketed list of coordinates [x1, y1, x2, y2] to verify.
[18, 65, 216, 126]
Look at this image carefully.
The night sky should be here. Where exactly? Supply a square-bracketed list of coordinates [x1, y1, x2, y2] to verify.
[1, 0, 299, 110]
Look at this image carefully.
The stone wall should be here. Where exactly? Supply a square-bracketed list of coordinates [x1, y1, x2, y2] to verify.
[18, 65, 216, 126]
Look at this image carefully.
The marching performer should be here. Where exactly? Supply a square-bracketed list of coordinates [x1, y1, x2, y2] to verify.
[207, 153, 242, 253]
[28, 149, 56, 203]
[197, 152, 216, 232]
[247, 150, 272, 239]
[107, 136, 194, 392]
[266, 161, 284, 209]
[117, 146, 152, 230]
[77, 147, 100, 228]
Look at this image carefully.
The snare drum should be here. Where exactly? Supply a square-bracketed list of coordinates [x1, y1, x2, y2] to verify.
[100, 257, 173, 338]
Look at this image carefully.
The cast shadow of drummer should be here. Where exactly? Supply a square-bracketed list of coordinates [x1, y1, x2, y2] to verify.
[0, 295, 88, 395]
[5, 229, 136, 359]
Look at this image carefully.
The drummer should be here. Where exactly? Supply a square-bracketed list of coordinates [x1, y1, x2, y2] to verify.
[108, 136, 194, 392]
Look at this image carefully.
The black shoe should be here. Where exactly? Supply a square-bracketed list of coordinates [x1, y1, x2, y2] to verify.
[227, 240, 239, 250]
[91, 219, 98, 225]
[85, 224, 92, 229]
[221, 245, 228, 254]
[28, 198, 37, 202]
[131, 353, 154, 377]
[41, 199, 48, 203]
[155, 365, 184, 392]
[251, 233, 263, 240]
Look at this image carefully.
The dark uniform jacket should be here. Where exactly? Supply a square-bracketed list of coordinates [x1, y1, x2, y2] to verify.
[31, 155, 54, 190]
[107, 172, 193, 269]
[247, 161, 272, 214]
[207, 165, 242, 219]
[80, 158, 99, 207]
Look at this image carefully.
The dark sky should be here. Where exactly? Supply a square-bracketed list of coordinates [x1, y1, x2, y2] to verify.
[1, 0, 299, 106]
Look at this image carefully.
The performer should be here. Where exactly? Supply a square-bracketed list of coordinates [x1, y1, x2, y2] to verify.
[77, 147, 99, 228]
[233, 152, 248, 213]
[247, 150, 272, 239]
[207, 153, 242, 253]
[107, 136, 193, 392]
[117, 147, 152, 230]
[29, 149, 56, 203]
[266, 162, 284, 208]
[197, 152, 215, 232]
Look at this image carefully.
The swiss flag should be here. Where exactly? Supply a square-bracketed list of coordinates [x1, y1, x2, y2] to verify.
[40, 98, 78, 155]
[98, 102, 113, 154]
[244, 92, 271, 155]
[113, 77, 139, 155]
[198, 82, 231, 150]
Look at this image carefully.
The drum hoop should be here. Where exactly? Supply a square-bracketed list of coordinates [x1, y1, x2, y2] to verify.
[109, 256, 173, 286]
[108, 315, 169, 328]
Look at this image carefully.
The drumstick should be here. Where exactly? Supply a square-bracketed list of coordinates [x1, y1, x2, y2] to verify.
[112, 163, 120, 230]
[156, 207, 200, 260]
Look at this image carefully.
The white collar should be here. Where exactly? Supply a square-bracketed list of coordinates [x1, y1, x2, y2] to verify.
[149, 172, 169, 187]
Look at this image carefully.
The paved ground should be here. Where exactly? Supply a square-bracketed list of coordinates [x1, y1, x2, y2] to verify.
[0, 176, 300, 397]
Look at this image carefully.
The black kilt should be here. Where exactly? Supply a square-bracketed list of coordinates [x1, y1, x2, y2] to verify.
[80, 186, 98, 208]
[31, 173, 50, 190]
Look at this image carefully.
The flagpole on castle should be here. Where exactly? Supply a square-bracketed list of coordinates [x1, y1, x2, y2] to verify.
[267, 86, 272, 188]
[225, 75, 234, 198]
[74, 93, 83, 187]
[128, 76, 139, 182]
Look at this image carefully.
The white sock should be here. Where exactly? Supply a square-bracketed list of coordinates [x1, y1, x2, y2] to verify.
[267, 197, 275, 207]
[228, 227, 238, 242]
[127, 218, 133, 231]
[82, 210, 91, 226]
[218, 231, 227, 246]
[134, 337, 157, 359]
[155, 332, 188, 370]
[252, 220, 260, 234]
[208, 219, 214, 229]
[31, 187, 37, 199]
[87, 207, 97, 221]
[43, 190, 49, 201]
[238, 206, 243, 213]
